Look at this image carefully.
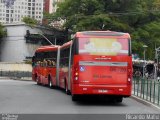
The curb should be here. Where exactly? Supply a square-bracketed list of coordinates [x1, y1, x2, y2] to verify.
[12, 78, 32, 82]
[131, 95, 160, 110]
[0, 77, 32, 81]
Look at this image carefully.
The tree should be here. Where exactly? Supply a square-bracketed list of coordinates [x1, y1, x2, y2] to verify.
[0, 23, 5, 38]
[51, 0, 160, 59]
[0, 23, 6, 43]
[22, 17, 38, 27]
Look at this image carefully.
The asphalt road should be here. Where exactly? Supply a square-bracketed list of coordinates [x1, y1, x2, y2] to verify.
[0, 79, 160, 114]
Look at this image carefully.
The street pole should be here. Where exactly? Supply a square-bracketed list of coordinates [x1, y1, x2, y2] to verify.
[143, 49, 145, 78]
[38, 32, 54, 45]
[54, 37, 57, 45]
[143, 45, 148, 78]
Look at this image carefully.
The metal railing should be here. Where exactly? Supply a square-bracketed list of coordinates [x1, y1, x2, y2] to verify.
[133, 77, 160, 106]
[0, 69, 32, 80]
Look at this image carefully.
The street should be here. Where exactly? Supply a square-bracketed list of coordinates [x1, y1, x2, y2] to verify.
[0, 79, 159, 114]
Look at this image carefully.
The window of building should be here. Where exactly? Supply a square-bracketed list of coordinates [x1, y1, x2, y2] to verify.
[6, 18, 9, 22]
[10, 18, 13, 22]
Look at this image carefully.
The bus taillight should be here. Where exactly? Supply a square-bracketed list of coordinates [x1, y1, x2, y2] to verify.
[127, 67, 132, 85]
[74, 65, 79, 84]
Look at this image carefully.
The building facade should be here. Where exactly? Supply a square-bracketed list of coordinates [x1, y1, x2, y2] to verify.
[44, 0, 64, 14]
[0, 23, 41, 62]
[44, 0, 53, 14]
[0, 0, 44, 24]
[0, 22, 67, 62]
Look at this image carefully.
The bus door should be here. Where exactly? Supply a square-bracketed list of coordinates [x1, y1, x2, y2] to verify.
[41, 60, 48, 85]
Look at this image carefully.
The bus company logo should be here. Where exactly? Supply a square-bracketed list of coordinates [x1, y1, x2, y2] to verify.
[80, 66, 85, 72]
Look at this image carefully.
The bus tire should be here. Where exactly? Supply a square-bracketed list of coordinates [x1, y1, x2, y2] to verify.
[48, 76, 53, 88]
[36, 76, 40, 85]
[116, 97, 123, 103]
[72, 95, 78, 101]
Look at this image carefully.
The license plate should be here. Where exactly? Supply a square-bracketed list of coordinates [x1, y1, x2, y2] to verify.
[98, 89, 108, 93]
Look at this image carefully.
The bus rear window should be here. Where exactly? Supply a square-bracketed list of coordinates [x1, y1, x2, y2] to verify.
[78, 37, 129, 56]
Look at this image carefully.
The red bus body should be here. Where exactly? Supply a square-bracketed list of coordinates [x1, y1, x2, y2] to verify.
[32, 31, 132, 102]
[59, 41, 72, 91]
[32, 45, 59, 87]
[60, 31, 132, 101]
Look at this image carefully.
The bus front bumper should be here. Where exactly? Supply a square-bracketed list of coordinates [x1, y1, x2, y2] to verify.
[72, 84, 131, 97]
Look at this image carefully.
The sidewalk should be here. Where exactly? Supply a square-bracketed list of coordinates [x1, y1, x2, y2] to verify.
[132, 90, 160, 109]
[131, 94, 160, 110]
[0, 76, 32, 81]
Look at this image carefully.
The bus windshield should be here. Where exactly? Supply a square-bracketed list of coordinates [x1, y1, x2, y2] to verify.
[78, 37, 129, 56]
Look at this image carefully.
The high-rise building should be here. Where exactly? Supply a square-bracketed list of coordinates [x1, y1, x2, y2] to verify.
[43, 0, 65, 28]
[0, 0, 44, 24]
[44, 0, 53, 14]
[43, 0, 64, 14]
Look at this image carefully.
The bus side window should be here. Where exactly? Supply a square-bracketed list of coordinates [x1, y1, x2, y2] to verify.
[40, 62, 43, 67]
[37, 61, 40, 66]
[43, 59, 47, 67]
[47, 60, 52, 67]
[71, 38, 77, 64]
[52, 61, 56, 67]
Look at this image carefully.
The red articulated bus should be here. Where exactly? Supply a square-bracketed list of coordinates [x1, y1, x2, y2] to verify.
[32, 31, 132, 102]
[58, 31, 132, 102]
[32, 45, 60, 87]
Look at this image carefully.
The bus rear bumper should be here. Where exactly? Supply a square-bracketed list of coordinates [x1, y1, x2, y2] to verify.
[72, 84, 131, 97]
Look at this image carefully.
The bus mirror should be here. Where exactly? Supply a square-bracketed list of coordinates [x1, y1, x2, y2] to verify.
[32, 56, 35, 67]
[32, 56, 35, 62]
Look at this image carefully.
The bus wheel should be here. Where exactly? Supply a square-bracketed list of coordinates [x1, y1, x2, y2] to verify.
[116, 97, 123, 103]
[72, 95, 78, 101]
[48, 77, 53, 88]
[36, 77, 40, 85]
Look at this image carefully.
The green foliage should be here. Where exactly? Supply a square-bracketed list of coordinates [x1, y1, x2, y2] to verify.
[0, 23, 6, 43]
[0, 23, 5, 38]
[50, 0, 160, 60]
[22, 17, 38, 27]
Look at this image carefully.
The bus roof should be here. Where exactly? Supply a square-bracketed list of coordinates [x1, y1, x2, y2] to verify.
[75, 31, 130, 38]
[61, 41, 72, 49]
[35, 45, 60, 53]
